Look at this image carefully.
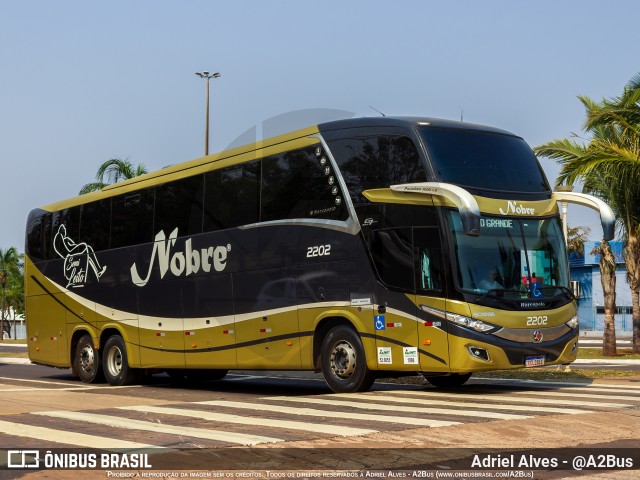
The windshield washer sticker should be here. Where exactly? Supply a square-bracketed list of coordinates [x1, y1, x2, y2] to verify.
[499, 201, 536, 216]
[374, 315, 386, 330]
[351, 298, 372, 306]
[53, 225, 106, 288]
[378, 347, 392, 364]
[130, 228, 229, 287]
[403, 347, 418, 365]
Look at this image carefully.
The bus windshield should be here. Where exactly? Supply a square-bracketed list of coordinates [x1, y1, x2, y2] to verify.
[447, 211, 569, 299]
[419, 127, 550, 193]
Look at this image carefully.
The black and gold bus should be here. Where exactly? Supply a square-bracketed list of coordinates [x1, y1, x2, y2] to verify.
[25, 117, 614, 392]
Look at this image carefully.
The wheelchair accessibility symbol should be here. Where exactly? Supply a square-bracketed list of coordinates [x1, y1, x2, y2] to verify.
[374, 315, 386, 331]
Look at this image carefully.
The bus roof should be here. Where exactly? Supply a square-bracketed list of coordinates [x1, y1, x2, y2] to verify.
[318, 116, 516, 136]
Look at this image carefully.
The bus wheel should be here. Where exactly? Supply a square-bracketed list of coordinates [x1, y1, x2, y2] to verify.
[424, 373, 472, 388]
[321, 325, 375, 393]
[103, 335, 139, 386]
[74, 334, 104, 383]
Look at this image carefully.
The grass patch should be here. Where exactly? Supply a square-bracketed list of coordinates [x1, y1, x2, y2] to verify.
[474, 368, 639, 381]
[578, 348, 640, 360]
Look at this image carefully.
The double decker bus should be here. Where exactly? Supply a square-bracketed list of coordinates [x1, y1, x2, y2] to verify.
[25, 117, 614, 393]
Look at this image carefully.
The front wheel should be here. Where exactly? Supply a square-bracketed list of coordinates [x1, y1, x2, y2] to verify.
[424, 373, 472, 388]
[103, 335, 139, 386]
[321, 325, 375, 393]
[74, 334, 104, 383]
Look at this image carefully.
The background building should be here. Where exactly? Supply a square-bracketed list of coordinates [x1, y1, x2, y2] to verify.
[570, 241, 633, 335]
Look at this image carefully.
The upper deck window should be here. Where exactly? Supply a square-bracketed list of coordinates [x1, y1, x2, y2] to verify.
[419, 127, 550, 193]
[328, 135, 427, 206]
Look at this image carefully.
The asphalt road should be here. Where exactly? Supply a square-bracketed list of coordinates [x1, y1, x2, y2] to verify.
[1, 361, 640, 474]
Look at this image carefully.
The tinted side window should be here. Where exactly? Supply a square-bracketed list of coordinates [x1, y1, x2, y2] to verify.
[203, 161, 260, 231]
[414, 227, 445, 295]
[26, 210, 53, 261]
[111, 188, 154, 248]
[80, 199, 111, 252]
[368, 226, 445, 295]
[51, 207, 81, 260]
[328, 135, 426, 206]
[261, 145, 347, 222]
[155, 176, 204, 236]
[369, 227, 414, 291]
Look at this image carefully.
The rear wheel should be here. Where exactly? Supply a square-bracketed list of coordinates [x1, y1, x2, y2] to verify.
[424, 373, 472, 388]
[321, 325, 375, 393]
[74, 334, 103, 383]
[103, 335, 139, 386]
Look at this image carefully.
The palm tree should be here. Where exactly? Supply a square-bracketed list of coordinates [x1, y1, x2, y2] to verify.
[578, 75, 640, 354]
[0, 247, 22, 340]
[535, 109, 640, 355]
[80, 158, 148, 194]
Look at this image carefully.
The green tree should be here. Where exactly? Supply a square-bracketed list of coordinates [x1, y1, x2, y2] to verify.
[535, 74, 640, 354]
[567, 225, 591, 255]
[80, 158, 148, 194]
[0, 247, 23, 340]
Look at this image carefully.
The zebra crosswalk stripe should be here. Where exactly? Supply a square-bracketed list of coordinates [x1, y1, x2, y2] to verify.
[120, 405, 377, 436]
[196, 400, 460, 427]
[262, 396, 530, 420]
[506, 390, 640, 402]
[393, 390, 633, 409]
[0, 419, 158, 450]
[331, 393, 592, 415]
[33, 410, 282, 446]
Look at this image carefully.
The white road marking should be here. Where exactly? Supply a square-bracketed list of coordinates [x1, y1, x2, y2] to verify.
[394, 390, 633, 409]
[0, 419, 158, 450]
[0, 376, 84, 387]
[33, 411, 282, 446]
[196, 400, 459, 427]
[122, 405, 377, 436]
[506, 390, 640, 402]
[263, 396, 530, 420]
[332, 393, 592, 415]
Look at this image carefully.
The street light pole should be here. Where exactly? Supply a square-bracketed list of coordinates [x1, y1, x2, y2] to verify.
[195, 71, 221, 156]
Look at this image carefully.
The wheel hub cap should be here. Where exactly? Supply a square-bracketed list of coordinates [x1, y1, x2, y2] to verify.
[330, 340, 356, 379]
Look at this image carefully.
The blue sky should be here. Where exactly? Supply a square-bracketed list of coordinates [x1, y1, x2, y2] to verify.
[1, 0, 637, 249]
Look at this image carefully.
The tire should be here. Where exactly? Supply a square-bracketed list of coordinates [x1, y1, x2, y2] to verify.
[74, 334, 104, 383]
[321, 325, 375, 393]
[424, 373, 472, 388]
[103, 335, 139, 386]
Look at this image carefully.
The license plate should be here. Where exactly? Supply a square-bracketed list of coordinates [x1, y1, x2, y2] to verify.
[525, 355, 545, 367]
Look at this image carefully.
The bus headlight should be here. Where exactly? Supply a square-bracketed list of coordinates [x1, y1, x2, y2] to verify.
[566, 316, 579, 329]
[446, 313, 499, 333]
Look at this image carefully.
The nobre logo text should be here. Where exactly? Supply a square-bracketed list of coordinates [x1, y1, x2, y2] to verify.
[499, 200, 536, 216]
[130, 228, 229, 287]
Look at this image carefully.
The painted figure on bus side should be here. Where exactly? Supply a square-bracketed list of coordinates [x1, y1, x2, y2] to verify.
[53, 224, 106, 288]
